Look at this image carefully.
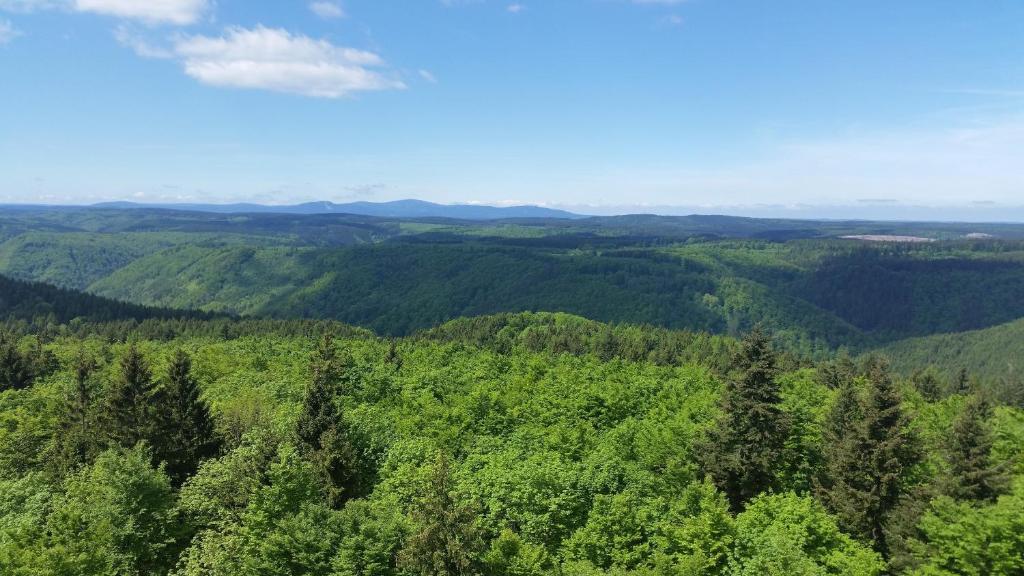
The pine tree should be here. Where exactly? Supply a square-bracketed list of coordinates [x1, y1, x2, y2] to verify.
[104, 344, 155, 449]
[954, 368, 972, 395]
[296, 334, 358, 506]
[150, 350, 221, 486]
[911, 368, 943, 402]
[947, 394, 1009, 502]
[0, 333, 33, 391]
[52, 351, 102, 475]
[700, 326, 791, 512]
[816, 380, 870, 539]
[399, 452, 484, 576]
[819, 359, 920, 558]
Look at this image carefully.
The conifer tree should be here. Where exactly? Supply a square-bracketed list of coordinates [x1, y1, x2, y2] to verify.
[399, 452, 484, 576]
[150, 350, 221, 485]
[861, 360, 921, 557]
[296, 334, 358, 506]
[911, 368, 943, 402]
[819, 359, 920, 558]
[947, 394, 1009, 502]
[104, 344, 155, 449]
[0, 333, 33, 391]
[954, 367, 972, 395]
[816, 380, 869, 537]
[52, 351, 102, 474]
[701, 326, 791, 511]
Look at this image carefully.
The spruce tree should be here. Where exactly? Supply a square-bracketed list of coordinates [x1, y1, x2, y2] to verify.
[52, 351, 102, 475]
[104, 344, 155, 449]
[700, 326, 791, 511]
[399, 452, 484, 576]
[947, 394, 1008, 502]
[819, 359, 920, 558]
[150, 350, 221, 486]
[911, 368, 943, 402]
[816, 380, 870, 539]
[0, 334, 33, 391]
[296, 334, 358, 506]
[954, 368, 972, 395]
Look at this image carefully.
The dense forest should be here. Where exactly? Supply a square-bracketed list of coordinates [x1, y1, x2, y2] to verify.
[1, 205, 1023, 574]
[3, 207, 1024, 381]
[0, 310, 1021, 575]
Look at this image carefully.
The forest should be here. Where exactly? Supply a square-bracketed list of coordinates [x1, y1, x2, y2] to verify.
[1, 207, 1023, 575]
[0, 308, 1021, 575]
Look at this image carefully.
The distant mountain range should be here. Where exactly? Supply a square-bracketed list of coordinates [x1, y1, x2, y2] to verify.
[91, 199, 584, 220]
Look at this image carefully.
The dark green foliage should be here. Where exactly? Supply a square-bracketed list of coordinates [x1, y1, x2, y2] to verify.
[818, 360, 921, 557]
[104, 344, 155, 449]
[0, 333, 32, 391]
[0, 272, 206, 325]
[51, 350, 101, 475]
[399, 452, 484, 576]
[701, 327, 791, 511]
[150, 350, 221, 486]
[947, 394, 1009, 502]
[296, 335, 361, 506]
[910, 367, 943, 402]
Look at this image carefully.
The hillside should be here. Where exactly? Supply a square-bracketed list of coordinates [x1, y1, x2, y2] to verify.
[0, 273, 203, 324]
[877, 317, 1024, 385]
[4, 207, 1024, 357]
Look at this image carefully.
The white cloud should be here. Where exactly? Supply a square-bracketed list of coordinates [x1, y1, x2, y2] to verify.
[0, 18, 20, 43]
[73, 0, 209, 25]
[418, 69, 437, 83]
[309, 1, 344, 20]
[506, 3, 524, 13]
[172, 26, 405, 98]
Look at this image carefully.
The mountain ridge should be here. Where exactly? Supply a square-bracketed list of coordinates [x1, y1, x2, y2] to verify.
[90, 199, 584, 220]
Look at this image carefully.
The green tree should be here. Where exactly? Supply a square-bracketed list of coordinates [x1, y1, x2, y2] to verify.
[701, 327, 791, 511]
[399, 452, 484, 576]
[909, 481, 1024, 576]
[947, 394, 1009, 502]
[729, 493, 885, 576]
[38, 445, 183, 576]
[51, 350, 102, 475]
[296, 334, 360, 506]
[104, 344, 155, 449]
[0, 334, 32, 392]
[151, 350, 221, 486]
[818, 361, 921, 558]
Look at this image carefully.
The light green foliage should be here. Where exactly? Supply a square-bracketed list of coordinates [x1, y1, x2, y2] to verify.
[909, 479, 1024, 576]
[729, 493, 885, 576]
[0, 314, 1019, 575]
[38, 446, 181, 576]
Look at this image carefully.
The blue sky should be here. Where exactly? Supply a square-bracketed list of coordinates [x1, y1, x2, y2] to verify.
[1, 0, 1023, 217]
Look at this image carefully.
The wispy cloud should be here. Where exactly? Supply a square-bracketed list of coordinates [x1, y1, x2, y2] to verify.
[309, 1, 345, 20]
[74, 0, 210, 25]
[0, 17, 20, 43]
[507, 3, 524, 13]
[418, 69, 438, 83]
[170, 26, 405, 98]
[1, 0, 209, 24]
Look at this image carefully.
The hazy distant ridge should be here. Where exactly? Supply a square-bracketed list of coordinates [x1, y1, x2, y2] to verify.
[92, 199, 584, 220]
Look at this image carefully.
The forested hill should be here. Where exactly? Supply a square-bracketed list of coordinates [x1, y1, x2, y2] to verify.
[0, 314, 1020, 575]
[0, 273, 207, 325]
[5, 206, 1024, 360]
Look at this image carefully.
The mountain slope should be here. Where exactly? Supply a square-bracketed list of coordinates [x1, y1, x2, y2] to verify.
[0, 273, 203, 323]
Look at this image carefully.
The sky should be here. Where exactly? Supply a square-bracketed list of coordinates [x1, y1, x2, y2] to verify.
[1, 0, 1023, 218]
